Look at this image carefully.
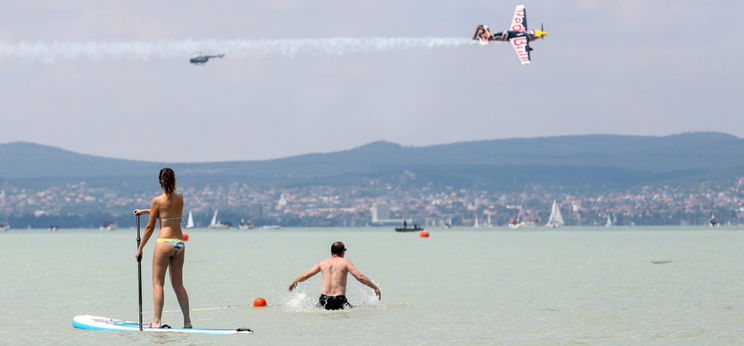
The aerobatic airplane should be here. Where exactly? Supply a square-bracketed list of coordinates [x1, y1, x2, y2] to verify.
[472, 4, 548, 65]
[190, 53, 225, 64]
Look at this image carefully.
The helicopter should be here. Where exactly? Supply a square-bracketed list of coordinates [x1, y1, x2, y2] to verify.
[189, 53, 225, 64]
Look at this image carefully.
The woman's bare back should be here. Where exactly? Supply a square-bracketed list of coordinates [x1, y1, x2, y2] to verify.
[154, 193, 184, 239]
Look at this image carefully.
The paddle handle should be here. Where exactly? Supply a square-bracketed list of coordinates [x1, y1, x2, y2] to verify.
[136, 214, 143, 331]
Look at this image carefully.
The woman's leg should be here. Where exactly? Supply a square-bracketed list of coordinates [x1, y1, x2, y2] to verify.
[169, 247, 192, 328]
[150, 242, 174, 327]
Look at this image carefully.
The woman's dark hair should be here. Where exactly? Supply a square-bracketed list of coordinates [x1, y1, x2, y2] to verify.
[159, 168, 176, 195]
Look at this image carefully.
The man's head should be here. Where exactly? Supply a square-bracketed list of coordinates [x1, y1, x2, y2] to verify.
[331, 241, 347, 256]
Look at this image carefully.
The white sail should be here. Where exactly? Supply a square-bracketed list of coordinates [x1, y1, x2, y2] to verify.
[186, 211, 194, 229]
[207, 209, 230, 229]
[605, 214, 612, 227]
[546, 200, 564, 228]
[210, 210, 218, 225]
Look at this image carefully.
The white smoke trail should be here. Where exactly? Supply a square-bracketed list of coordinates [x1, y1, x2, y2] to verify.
[0, 37, 474, 62]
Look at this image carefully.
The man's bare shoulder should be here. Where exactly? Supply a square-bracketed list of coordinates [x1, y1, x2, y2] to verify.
[321, 256, 352, 267]
[335, 257, 354, 269]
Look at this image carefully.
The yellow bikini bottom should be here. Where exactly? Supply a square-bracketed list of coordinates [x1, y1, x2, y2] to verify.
[157, 238, 185, 250]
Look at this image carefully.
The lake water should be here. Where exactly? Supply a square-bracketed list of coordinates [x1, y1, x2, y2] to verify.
[2, 226, 744, 345]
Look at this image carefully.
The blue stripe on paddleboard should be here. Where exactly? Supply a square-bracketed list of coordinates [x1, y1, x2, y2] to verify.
[72, 315, 252, 335]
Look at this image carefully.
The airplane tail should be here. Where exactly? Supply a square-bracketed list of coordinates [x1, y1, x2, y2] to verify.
[472, 25, 492, 45]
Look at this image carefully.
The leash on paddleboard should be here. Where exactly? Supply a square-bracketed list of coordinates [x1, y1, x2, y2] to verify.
[136, 214, 143, 331]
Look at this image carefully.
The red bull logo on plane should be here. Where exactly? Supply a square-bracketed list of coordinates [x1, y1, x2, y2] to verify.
[511, 8, 526, 32]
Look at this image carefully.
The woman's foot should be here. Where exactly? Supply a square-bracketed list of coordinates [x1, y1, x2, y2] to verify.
[184, 321, 193, 329]
[146, 321, 161, 328]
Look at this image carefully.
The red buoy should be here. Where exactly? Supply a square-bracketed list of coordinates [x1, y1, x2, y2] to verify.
[420, 230, 430, 238]
[182, 232, 190, 242]
[253, 297, 267, 307]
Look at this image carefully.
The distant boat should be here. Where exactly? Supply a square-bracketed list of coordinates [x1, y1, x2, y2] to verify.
[238, 219, 253, 230]
[508, 217, 521, 229]
[508, 208, 521, 229]
[207, 210, 230, 229]
[261, 225, 280, 230]
[709, 215, 719, 227]
[545, 200, 564, 228]
[49, 225, 59, 232]
[605, 214, 613, 227]
[99, 221, 117, 231]
[185, 211, 195, 229]
[0, 223, 9, 231]
[395, 224, 423, 232]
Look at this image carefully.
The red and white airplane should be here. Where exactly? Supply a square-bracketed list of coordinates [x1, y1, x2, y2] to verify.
[472, 4, 548, 65]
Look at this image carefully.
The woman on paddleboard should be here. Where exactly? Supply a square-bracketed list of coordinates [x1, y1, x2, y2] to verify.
[133, 168, 192, 329]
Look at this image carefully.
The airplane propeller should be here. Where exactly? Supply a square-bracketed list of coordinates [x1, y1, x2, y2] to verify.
[535, 23, 548, 39]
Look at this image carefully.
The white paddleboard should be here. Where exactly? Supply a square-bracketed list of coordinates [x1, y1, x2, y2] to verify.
[72, 315, 253, 335]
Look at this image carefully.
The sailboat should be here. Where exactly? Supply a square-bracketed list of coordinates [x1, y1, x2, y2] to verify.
[709, 215, 719, 227]
[185, 211, 195, 229]
[507, 217, 521, 229]
[545, 200, 564, 228]
[207, 210, 230, 229]
[508, 207, 521, 229]
[238, 218, 254, 230]
[605, 214, 613, 228]
[99, 221, 117, 231]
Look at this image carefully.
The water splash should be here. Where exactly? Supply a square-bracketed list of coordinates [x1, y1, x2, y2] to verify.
[283, 291, 317, 311]
[282, 285, 384, 312]
[0, 37, 475, 62]
[350, 282, 385, 309]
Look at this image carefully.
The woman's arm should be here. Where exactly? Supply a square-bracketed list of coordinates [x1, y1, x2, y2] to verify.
[135, 199, 158, 261]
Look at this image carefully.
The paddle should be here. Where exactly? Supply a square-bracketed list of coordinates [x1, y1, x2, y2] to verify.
[136, 214, 143, 331]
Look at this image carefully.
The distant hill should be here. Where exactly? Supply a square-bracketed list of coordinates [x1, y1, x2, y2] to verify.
[2, 132, 744, 187]
[0, 142, 159, 179]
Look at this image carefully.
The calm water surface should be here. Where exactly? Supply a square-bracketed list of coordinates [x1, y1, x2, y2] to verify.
[2, 227, 744, 345]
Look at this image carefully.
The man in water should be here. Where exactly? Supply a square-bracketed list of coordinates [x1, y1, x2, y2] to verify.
[288, 241, 381, 310]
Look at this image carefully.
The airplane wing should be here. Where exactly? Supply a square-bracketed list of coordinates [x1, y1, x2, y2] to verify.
[509, 37, 531, 65]
[510, 4, 527, 32]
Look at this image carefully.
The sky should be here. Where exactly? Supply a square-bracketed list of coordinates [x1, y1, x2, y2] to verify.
[0, 1, 742, 162]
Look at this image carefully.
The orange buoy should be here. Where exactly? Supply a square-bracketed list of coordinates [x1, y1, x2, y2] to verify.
[182, 232, 190, 242]
[253, 297, 267, 307]
[419, 230, 430, 238]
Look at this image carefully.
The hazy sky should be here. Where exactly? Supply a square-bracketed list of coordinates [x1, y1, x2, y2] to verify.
[0, 1, 741, 162]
